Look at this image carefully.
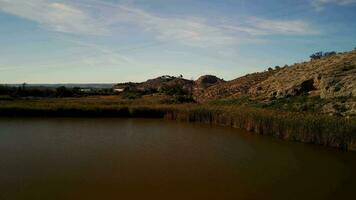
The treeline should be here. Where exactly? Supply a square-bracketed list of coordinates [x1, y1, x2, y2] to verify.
[310, 51, 336, 60]
[0, 85, 114, 98]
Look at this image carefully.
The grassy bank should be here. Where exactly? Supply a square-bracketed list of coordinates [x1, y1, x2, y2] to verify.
[0, 96, 355, 151]
[164, 105, 356, 151]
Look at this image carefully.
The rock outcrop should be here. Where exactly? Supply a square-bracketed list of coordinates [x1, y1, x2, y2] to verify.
[248, 51, 356, 99]
[248, 50, 356, 116]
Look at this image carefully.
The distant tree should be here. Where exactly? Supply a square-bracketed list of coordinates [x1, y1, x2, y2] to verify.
[275, 65, 281, 70]
[56, 86, 73, 97]
[268, 67, 273, 71]
[324, 51, 336, 57]
[22, 82, 27, 90]
[283, 64, 289, 68]
[178, 74, 183, 78]
[310, 51, 323, 60]
[0, 85, 16, 96]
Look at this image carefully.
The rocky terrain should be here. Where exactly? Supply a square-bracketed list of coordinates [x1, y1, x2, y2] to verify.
[114, 50, 356, 116]
[248, 50, 356, 116]
[192, 71, 278, 103]
[192, 50, 356, 116]
[248, 51, 356, 99]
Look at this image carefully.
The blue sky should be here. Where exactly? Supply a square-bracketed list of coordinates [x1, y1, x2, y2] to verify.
[0, 0, 355, 83]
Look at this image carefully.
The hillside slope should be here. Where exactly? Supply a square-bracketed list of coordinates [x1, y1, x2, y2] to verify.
[249, 50, 356, 99]
[113, 50, 356, 116]
[248, 50, 356, 116]
[193, 70, 278, 103]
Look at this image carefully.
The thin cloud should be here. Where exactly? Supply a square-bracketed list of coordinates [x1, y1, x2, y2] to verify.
[108, 4, 319, 47]
[311, 0, 356, 10]
[245, 17, 318, 35]
[0, 0, 320, 47]
[0, 0, 109, 35]
[111, 5, 239, 47]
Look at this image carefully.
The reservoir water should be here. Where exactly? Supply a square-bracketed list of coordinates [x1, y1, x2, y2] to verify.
[0, 118, 355, 200]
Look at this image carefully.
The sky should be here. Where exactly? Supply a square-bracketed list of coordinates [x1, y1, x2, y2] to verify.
[0, 0, 355, 83]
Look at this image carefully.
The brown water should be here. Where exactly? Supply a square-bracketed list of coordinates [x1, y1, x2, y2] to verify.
[0, 118, 355, 200]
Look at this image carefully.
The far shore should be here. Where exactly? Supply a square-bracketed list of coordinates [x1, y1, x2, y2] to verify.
[1, 95, 355, 151]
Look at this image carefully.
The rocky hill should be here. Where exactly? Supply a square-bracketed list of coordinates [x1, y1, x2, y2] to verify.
[192, 70, 278, 103]
[249, 50, 356, 99]
[139, 75, 193, 91]
[191, 50, 356, 116]
[248, 50, 356, 116]
[115, 75, 194, 93]
[114, 50, 356, 116]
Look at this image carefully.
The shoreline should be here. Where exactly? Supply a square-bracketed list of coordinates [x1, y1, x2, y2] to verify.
[0, 102, 355, 151]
